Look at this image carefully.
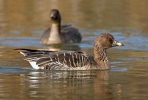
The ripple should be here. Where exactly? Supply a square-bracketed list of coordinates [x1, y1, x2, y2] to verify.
[110, 66, 127, 72]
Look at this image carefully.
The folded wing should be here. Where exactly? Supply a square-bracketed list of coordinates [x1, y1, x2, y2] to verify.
[19, 49, 89, 70]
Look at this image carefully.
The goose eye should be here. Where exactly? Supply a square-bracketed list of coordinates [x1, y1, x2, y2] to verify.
[110, 39, 113, 41]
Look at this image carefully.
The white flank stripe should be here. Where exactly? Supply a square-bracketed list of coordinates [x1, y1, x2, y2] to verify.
[29, 61, 39, 69]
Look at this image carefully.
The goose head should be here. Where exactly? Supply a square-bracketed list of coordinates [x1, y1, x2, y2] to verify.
[50, 9, 61, 24]
[94, 33, 124, 49]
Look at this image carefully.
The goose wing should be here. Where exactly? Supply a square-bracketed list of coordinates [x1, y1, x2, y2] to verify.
[19, 49, 89, 70]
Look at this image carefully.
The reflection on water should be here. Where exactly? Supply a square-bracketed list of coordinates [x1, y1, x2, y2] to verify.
[0, 0, 148, 100]
[0, 70, 110, 100]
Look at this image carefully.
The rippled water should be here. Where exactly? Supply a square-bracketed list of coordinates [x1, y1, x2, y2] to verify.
[0, 0, 148, 100]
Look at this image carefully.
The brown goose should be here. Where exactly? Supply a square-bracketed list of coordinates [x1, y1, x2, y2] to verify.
[40, 9, 82, 44]
[19, 33, 123, 70]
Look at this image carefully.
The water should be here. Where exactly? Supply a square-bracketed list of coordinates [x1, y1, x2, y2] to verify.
[0, 0, 148, 100]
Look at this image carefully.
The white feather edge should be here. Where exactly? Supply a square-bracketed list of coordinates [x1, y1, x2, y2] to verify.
[29, 61, 39, 69]
[20, 51, 26, 56]
[29, 61, 44, 70]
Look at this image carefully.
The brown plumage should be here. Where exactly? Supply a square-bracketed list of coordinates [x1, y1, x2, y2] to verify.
[18, 33, 123, 70]
[40, 9, 82, 44]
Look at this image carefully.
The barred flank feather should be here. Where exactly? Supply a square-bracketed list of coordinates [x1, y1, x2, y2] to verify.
[19, 49, 92, 70]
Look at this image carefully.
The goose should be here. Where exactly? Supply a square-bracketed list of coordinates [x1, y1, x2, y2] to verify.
[40, 9, 82, 44]
[19, 33, 123, 70]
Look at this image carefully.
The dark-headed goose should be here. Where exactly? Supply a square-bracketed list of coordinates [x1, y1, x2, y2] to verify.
[40, 9, 82, 44]
[19, 33, 123, 70]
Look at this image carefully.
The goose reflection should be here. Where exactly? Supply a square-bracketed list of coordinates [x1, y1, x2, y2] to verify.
[20, 70, 110, 99]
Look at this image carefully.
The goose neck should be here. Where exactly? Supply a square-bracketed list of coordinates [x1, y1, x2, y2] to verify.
[93, 45, 109, 68]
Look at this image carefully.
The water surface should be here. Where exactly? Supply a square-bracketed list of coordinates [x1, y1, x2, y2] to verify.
[0, 0, 148, 100]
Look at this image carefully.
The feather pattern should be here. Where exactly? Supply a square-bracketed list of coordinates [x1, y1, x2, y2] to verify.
[20, 49, 94, 70]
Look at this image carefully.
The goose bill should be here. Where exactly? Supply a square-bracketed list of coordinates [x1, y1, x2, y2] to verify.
[112, 40, 124, 47]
